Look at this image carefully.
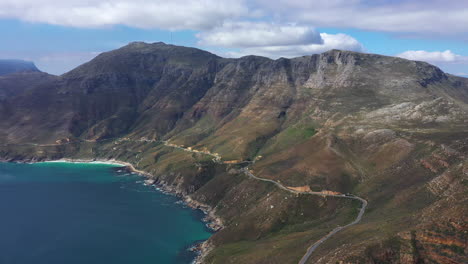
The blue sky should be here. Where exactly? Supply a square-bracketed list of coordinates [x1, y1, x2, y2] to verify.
[1, 0, 467, 76]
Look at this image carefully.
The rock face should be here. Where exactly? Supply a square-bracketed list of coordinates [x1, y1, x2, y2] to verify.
[0, 42, 466, 263]
[0, 59, 39, 76]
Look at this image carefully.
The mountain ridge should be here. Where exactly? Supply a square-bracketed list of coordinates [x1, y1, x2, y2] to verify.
[0, 59, 40, 76]
[0, 42, 466, 264]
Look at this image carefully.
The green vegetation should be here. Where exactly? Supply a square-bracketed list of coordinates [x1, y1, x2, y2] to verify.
[1, 43, 467, 264]
[285, 126, 317, 139]
[260, 123, 317, 156]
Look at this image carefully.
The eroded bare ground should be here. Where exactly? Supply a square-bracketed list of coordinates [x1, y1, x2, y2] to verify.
[160, 140, 368, 264]
[0, 43, 467, 263]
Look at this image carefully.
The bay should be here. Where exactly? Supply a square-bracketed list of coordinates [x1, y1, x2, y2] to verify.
[0, 162, 211, 264]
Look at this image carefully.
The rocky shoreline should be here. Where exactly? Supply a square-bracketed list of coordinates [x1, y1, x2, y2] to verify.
[0, 156, 222, 264]
[142, 178, 222, 264]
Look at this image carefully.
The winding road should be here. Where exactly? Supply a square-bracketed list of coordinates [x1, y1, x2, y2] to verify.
[161, 141, 368, 264]
[4, 138, 367, 263]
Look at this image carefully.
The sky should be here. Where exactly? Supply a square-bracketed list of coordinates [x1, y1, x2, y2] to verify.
[0, 0, 467, 76]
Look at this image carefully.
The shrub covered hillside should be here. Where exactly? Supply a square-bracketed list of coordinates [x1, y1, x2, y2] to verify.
[0, 42, 466, 264]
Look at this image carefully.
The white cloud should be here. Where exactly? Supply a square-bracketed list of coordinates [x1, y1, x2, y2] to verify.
[2, 0, 467, 35]
[0, 0, 248, 30]
[197, 21, 363, 59]
[396, 50, 468, 77]
[223, 33, 364, 59]
[2, 1, 466, 74]
[256, 0, 468, 35]
[396, 50, 468, 63]
[197, 22, 322, 47]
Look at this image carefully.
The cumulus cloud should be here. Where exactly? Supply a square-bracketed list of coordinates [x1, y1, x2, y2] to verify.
[224, 33, 364, 59]
[397, 50, 468, 63]
[0, 0, 248, 30]
[257, 0, 468, 35]
[2, 0, 467, 35]
[3, 0, 466, 73]
[197, 22, 322, 47]
[396, 50, 468, 77]
[197, 22, 363, 58]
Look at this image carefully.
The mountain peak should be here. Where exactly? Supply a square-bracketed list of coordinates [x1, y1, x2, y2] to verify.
[125, 41, 167, 48]
[0, 59, 40, 76]
[0, 41, 466, 264]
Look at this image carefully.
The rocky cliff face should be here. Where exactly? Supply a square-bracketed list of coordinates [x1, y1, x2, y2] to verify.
[0, 42, 466, 263]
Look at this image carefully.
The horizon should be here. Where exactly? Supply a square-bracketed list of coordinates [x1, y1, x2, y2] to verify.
[0, 3, 467, 263]
[1, 1, 467, 76]
[3, 41, 468, 78]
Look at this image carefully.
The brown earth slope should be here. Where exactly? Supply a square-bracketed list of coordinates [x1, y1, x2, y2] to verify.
[0, 42, 466, 263]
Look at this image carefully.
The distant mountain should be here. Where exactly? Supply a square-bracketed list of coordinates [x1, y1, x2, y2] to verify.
[0, 42, 466, 264]
[0, 59, 40, 76]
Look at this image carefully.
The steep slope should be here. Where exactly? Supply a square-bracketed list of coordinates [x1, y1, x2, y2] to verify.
[0, 71, 56, 100]
[0, 42, 222, 143]
[0, 43, 466, 264]
[0, 59, 39, 76]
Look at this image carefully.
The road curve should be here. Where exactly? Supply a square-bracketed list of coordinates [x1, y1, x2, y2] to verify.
[8, 138, 367, 264]
[7, 137, 367, 263]
[10, 138, 367, 263]
[161, 141, 369, 264]
[298, 196, 367, 264]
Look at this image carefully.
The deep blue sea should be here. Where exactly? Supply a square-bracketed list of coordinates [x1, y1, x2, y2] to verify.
[0, 162, 212, 264]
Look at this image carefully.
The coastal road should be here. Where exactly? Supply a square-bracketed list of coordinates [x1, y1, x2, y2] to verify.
[243, 167, 368, 264]
[162, 141, 368, 264]
[298, 195, 367, 264]
[5, 138, 367, 264]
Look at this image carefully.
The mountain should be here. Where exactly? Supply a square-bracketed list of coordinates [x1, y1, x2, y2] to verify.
[0, 59, 39, 76]
[0, 42, 466, 264]
[0, 59, 44, 100]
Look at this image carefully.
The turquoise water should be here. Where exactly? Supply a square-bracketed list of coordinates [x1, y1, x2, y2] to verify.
[0, 162, 212, 264]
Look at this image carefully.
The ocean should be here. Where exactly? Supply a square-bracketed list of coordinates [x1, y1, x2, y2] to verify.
[0, 161, 212, 264]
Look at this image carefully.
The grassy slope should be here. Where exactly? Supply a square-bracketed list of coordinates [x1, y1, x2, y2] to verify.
[1, 46, 467, 263]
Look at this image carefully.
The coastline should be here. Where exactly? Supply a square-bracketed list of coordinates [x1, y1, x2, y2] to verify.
[0, 157, 221, 264]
